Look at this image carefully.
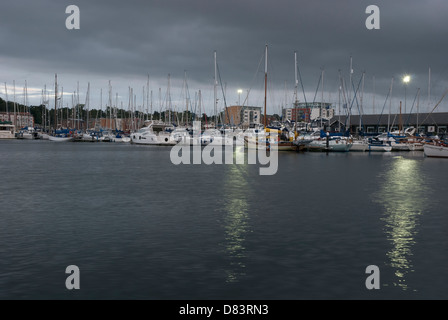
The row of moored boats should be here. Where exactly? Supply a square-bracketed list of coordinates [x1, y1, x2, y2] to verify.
[3, 120, 448, 158]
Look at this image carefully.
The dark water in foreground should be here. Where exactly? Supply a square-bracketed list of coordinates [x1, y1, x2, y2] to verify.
[1, 139, 448, 300]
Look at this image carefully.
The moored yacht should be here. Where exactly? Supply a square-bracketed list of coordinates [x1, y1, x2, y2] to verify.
[0, 122, 15, 139]
[424, 141, 448, 158]
[131, 122, 179, 145]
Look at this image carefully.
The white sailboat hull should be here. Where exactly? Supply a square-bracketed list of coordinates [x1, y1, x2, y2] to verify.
[367, 145, 392, 152]
[391, 143, 413, 151]
[350, 141, 368, 152]
[424, 144, 448, 158]
[18, 132, 34, 139]
[112, 137, 131, 143]
[306, 139, 352, 152]
[48, 136, 74, 142]
[38, 133, 50, 140]
[131, 133, 177, 145]
[0, 132, 15, 139]
[0, 126, 16, 139]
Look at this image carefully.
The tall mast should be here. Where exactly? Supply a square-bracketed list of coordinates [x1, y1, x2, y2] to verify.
[264, 44, 268, 128]
[294, 51, 298, 133]
[214, 50, 218, 128]
[294, 51, 298, 104]
[142, 86, 145, 122]
[338, 84, 341, 132]
[347, 57, 353, 131]
[100, 88, 102, 129]
[349, 56, 353, 105]
[168, 74, 171, 124]
[360, 72, 365, 132]
[60, 86, 63, 128]
[13, 80, 16, 130]
[198, 89, 202, 121]
[427, 67, 431, 113]
[54, 74, 58, 131]
[158, 87, 162, 121]
[388, 77, 394, 132]
[40, 87, 44, 130]
[4, 83, 9, 121]
[372, 75, 376, 114]
[86, 82, 90, 131]
[147, 74, 150, 121]
[321, 68, 324, 129]
[417, 88, 421, 133]
[184, 70, 188, 127]
[25, 81, 28, 127]
[115, 92, 118, 130]
[77, 81, 80, 130]
[108, 80, 112, 130]
[150, 90, 153, 121]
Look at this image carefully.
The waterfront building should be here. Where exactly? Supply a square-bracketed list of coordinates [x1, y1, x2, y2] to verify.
[223, 105, 261, 127]
[0, 112, 34, 128]
[282, 102, 334, 123]
[330, 112, 448, 135]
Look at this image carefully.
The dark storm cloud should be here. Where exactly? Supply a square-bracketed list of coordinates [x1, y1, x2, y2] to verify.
[1, 0, 448, 112]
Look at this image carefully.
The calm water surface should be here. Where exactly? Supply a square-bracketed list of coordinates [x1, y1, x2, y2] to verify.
[1, 139, 447, 299]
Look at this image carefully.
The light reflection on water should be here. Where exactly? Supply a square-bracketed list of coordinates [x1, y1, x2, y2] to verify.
[221, 151, 251, 283]
[373, 156, 428, 291]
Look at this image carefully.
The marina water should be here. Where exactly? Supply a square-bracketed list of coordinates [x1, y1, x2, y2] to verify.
[1, 139, 448, 299]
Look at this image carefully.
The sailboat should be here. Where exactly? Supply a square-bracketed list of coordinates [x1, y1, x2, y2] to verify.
[48, 74, 73, 142]
[305, 133, 352, 152]
[244, 44, 292, 151]
[130, 120, 178, 145]
[366, 136, 392, 152]
[49, 134, 74, 142]
[0, 121, 15, 139]
[349, 137, 368, 151]
[424, 141, 448, 158]
[268, 50, 300, 151]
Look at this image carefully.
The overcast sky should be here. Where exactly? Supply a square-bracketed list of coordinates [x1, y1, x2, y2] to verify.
[1, 0, 448, 116]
